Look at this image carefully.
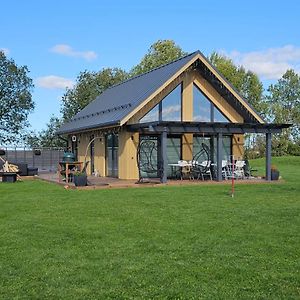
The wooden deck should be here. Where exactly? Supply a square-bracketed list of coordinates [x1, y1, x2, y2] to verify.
[36, 172, 274, 190]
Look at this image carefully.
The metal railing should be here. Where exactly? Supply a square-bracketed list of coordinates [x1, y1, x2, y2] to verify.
[0, 146, 65, 172]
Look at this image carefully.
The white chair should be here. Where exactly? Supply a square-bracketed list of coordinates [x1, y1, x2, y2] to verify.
[177, 160, 191, 180]
[178, 160, 188, 166]
[222, 160, 229, 180]
[234, 160, 245, 179]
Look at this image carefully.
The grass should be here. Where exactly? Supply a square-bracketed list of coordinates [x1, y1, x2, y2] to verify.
[0, 156, 299, 299]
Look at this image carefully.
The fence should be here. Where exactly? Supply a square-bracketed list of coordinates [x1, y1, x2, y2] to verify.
[0, 146, 65, 172]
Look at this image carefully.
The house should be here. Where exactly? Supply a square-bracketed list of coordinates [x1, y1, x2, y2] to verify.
[57, 51, 289, 182]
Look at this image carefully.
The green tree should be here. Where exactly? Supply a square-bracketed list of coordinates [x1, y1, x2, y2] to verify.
[0, 51, 34, 144]
[266, 69, 300, 151]
[26, 116, 66, 148]
[130, 40, 187, 76]
[209, 52, 266, 116]
[61, 68, 128, 121]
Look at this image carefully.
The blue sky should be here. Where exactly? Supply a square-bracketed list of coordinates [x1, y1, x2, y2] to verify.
[1, 0, 299, 131]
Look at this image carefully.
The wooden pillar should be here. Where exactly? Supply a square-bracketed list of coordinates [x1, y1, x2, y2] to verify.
[94, 137, 106, 177]
[182, 133, 193, 161]
[181, 71, 194, 161]
[232, 134, 245, 160]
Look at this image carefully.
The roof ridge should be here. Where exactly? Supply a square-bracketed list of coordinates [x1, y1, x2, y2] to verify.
[105, 50, 200, 91]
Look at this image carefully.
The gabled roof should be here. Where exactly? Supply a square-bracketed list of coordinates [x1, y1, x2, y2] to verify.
[57, 51, 264, 135]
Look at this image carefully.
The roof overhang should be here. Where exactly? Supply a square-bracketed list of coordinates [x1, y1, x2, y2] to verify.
[56, 121, 121, 135]
[127, 121, 291, 134]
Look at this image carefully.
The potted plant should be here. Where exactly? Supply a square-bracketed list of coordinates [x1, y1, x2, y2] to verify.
[74, 171, 87, 186]
[271, 165, 280, 181]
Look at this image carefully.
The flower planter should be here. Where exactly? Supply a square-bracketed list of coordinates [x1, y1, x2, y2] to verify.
[271, 170, 280, 181]
[74, 174, 87, 186]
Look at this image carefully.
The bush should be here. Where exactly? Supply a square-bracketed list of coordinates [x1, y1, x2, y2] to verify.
[287, 142, 300, 156]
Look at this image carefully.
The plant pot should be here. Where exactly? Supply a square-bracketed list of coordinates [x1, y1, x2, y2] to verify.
[74, 174, 87, 186]
[271, 170, 280, 181]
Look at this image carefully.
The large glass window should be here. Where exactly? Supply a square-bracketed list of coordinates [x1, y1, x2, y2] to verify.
[162, 84, 182, 121]
[139, 84, 182, 122]
[193, 85, 211, 122]
[138, 135, 181, 179]
[139, 103, 159, 123]
[193, 84, 229, 123]
[214, 107, 230, 122]
[166, 137, 181, 177]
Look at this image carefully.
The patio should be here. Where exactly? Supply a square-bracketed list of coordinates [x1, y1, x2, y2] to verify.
[129, 121, 290, 183]
[37, 171, 272, 190]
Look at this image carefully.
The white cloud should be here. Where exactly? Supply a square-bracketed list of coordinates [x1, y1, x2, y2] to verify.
[162, 105, 181, 117]
[0, 47, 10, 55]
[50, 44, 97, 61]
[222, 45, 300, 80]
[36, 75, 74, 89]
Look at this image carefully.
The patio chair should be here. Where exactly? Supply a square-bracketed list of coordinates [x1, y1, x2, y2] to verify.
[234, 160, 245, 179]
[191, 160, 212, 180]
[137, 139, 159, 182]
[191, 143, 211, 180]
[177, 160, 192, 180]
[222, 160, 229, 180]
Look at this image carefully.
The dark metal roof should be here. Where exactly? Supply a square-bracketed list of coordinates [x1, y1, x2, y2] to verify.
[127, 121, 291, 134]
[57, 50, 266, 135]
[57, 51, 200, 134]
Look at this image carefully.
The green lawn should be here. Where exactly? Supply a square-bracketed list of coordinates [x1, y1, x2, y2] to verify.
[0, 156, 299, 299]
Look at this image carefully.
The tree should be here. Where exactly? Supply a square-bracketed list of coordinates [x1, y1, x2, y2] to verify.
[0, 51, 34, 144]
[266, 69, 300, 152]
[209, 52, 266, 116]
[26, 116, 66, 148]
[61, 68, 128, 121]
[130, 40, 187, 76]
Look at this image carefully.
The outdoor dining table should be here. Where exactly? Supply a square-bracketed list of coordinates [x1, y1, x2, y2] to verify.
[168, 163, 192, 179]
